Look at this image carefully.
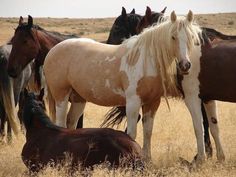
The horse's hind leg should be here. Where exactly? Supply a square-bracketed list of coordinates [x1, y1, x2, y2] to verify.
[142, 99, 161, 161]
[203, 100, 225, 162]
[201, 102, 213, 158]
[67, 101, 86, 129]
[55, 93, 70, 128]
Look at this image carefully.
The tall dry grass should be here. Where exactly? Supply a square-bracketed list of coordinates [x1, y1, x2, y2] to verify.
[1, 100, 236, 176]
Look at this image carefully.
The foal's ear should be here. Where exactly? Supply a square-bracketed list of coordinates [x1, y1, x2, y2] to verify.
[145, 6, 152, 19]
[187, 10, 193, 22]
[19, 16, 24, 25]
[171, 11, 177, 23]
[28, 15, 33, 28]
[130, 8, 135, 14]
[121, 7, 127, 18]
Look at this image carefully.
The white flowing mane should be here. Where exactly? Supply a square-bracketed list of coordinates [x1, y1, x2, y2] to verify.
[123, 14, 202, 99]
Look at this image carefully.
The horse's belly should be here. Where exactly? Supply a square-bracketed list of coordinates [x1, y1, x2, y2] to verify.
[72, 80, 126, 106]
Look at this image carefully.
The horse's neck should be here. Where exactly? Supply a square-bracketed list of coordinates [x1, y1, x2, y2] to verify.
[36, 30, 63, 65]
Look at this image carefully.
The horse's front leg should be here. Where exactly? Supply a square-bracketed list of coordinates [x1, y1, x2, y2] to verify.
[142, 98, 161, 161]
[126, 95, 141, 140]
[203, 100, 225, 161]
[184, 94, 205, 164]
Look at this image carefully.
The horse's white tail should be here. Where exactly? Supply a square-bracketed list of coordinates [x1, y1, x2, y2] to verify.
[45, 84, 56, 122]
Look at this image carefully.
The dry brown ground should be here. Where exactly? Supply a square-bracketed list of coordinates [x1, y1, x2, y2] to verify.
[0, 13, 236, 177]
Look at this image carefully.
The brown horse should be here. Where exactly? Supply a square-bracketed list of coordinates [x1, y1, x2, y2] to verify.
[20, 89, 142, 172]
[136, 6, 166, 34]
[43, 11, 201, 161]
[7, 16, 84, 128]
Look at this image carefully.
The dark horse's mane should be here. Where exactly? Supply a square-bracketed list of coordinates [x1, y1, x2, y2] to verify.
[23, 92, 61, 131]
[15, 22, 79, 89]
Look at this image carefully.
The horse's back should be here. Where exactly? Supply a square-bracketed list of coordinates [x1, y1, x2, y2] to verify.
[199, 40, 236, 101]
[43, 38, 127, 106]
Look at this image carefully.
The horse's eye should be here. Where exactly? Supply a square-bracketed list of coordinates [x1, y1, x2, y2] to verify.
[172, 36, 176, 40]
[23, 40, 27, 44]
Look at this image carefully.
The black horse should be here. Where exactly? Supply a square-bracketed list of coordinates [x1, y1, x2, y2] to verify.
[107, 7, 142, 44]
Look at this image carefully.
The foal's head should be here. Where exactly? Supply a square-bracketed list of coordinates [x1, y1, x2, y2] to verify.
[7, 16, 41, 77]
[107, 7, 142, 44]
[19, 89, 46, 130]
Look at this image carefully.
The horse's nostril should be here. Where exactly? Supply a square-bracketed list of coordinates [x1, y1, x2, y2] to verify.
[185, 62, 191, 70]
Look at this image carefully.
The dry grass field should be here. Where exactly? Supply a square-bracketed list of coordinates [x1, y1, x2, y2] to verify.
[0, 13, 236, 176]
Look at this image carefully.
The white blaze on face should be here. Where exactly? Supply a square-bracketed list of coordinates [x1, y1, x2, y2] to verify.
[177, 26, 189, 61]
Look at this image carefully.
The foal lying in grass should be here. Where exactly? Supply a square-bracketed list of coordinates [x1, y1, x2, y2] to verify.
[20, 89, 143, 172]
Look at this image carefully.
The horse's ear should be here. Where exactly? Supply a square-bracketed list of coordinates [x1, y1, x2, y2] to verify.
[130, 8, 135, 14]
[145, 6, 152, 18]
[121, 7, 127, 18]
[161, 7, 167, 14]
[187, 10, 193, 22]
[171, 11, 177, 23]
[19, 16, 24, 25]
[28, 15, 33, 28]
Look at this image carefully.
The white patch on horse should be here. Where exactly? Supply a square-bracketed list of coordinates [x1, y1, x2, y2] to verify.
[112, 88, 125, 97]
[55, 93, 70, 128]
[104, 56, 116, 62]
[178, 26, 189, 60]
[105, 79, 110, 88]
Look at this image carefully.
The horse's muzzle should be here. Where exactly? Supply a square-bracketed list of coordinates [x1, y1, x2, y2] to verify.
[178, 60, 191, 75]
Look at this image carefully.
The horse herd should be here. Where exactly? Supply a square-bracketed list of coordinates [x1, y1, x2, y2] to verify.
[1, 6, 236, 173]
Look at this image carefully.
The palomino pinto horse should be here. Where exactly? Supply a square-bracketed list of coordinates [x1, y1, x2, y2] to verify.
[104, 6, 214, 160]
[106, 6, 167, 131]
[107, 7, 142, 44]
[44, 11, 201, 160]
[20, 89, 142, 172]
[6, 16, 83, 127]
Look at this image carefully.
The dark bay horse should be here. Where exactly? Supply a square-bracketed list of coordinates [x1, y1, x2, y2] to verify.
[20, 89, 143, 172]
[0, 44, 32, 139]
[6, 16, 83, 127]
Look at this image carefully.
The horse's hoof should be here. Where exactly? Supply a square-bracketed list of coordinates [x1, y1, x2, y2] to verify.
[217, 153, 225, 162]
[205, 145, 213, 159]
[192, 154, 205, 167]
